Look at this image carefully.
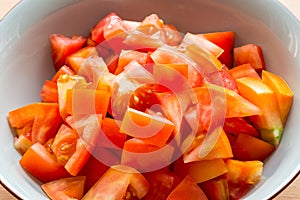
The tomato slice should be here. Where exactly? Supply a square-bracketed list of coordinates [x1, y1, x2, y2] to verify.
[41, 176, 86, 200]
[167, 175, 208, 200]
[82, 165, 150, 200]
[50, 34, 87, 71]
[20, 142, 70, 183]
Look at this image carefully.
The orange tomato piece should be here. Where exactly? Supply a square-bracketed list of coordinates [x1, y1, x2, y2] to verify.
[233, 133, 275, 161]
[41, 176, 86, 200]
[20, 142, 70, 183]
[167, 175, 208, 200]
[262, 70, 294, 125]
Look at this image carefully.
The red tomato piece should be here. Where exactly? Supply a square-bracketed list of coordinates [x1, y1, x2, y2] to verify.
[51, 65, 76, 82]
[20, 142, 70, 183]
[78, 154, 109, 193]
[41, 176, 86, 200]
[98, 117, 127, 149]
[206, 67, 238, 92]
[8, 103, 63, 144]
[144, 168, 182, 200]
[50, 34, 87, 71]
[234, 44, 266, 72]
[201, 31, 235, 68]
[223, 117, 260, 138]
[200, 175, 229, 200]
[167, 175, 208, 200]
[90, 12, 126, 43]
[233, 133, 275, 161]
[115, 50, 148, 75]
[40, 80, 58, 103]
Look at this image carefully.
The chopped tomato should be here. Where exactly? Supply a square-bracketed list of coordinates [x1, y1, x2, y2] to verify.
[233, 133, 275, 161]
[50, 34, 87, 71]
[8, 103, 62, 144]
[98, 117, 127, 149]
[41, 176, 86, 200]
[90, 12, 126, 44]
[174, 157, 228, 183]
[200, 175, 229, 200]
[144, 168, 182, 200]
[51, 65, 76, 82]
[78, 154, 109, 193]
[20, 142, 70, 183]
[201, 31, 235, 68]
[182, 33, 224, 58]
[167, 175, 208, 200]
[223, 117, 260, 138]
[120, 107, 174, 147]
[40, 80, 58, 103]
[51, 124, 79, 166]
[234, 44, 266, 72]
[206, 67, 238, 92]
[13, 134, 33, 155]
[228, 63, 260, 79]
[66, 88, 111, 117]
[115, 50, 148, 75]
[65, 46, 98, 73]
[236, 77, 283, 147]
[262, 70, 294, 125]
[82, 165, 150, 200]
[183, 127, 233, 163]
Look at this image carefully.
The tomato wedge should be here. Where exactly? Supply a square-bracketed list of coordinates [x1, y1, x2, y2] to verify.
[167, 175, 208, 200]
[41, 176, 86, 200]
[50, 34, 87, 70]
[20, 142, 70, 183]
[82, 165, 149, 200]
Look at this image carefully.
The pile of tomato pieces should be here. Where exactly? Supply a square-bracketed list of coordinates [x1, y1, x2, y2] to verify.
[7, 12, 294, 200]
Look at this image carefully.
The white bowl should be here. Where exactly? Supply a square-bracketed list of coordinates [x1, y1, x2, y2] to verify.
[1, 0, 300, 199]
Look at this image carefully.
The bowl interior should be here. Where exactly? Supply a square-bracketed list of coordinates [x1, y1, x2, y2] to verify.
[1, 0, 300, 199]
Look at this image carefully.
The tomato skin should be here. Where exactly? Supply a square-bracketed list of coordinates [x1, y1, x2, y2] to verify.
[20, 143, 70, 183]
[228, 63, 260, 79]
[50, 34, 87, 71]
[41, 176, 86, 200]
[167, 175, 208, 200]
